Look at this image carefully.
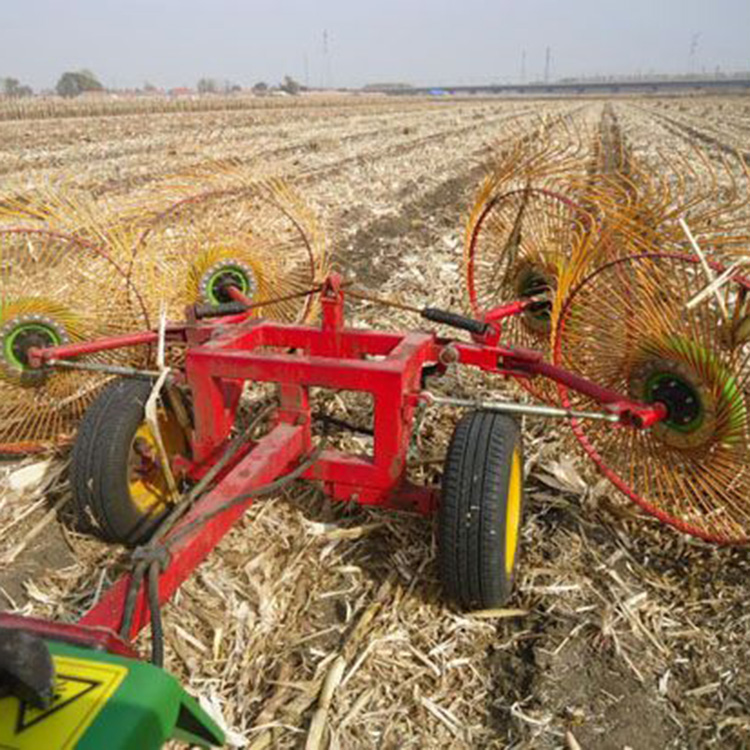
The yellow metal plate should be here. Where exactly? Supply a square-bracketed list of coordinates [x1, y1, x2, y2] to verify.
[0, 655, 127, 750]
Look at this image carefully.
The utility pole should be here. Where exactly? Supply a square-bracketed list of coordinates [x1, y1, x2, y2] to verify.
[544, 47, 551, 84]
[689, 33, 700, 75]
[322, 29, 332, 89]
[521, 49, 526, 84]
[304, 53, 310, 89]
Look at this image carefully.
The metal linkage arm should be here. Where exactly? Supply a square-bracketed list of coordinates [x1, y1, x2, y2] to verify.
[421, 393, 620, 422]
[81, 423, 307, 640]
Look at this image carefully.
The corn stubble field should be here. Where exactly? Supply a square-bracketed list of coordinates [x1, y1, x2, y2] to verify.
[1, 93, 750, 749]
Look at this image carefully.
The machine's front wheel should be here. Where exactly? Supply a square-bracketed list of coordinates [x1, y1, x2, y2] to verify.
[438, 410, 524, 610]
[70, 378, 190, 545]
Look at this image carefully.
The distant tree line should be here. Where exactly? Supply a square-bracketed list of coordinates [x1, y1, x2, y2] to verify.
[56, 70, 104, 97]
[3, 70, 104, 98]
[1, 77, 33, 98]
[3, 69, 309, 99]
[196, 75, 303, 95]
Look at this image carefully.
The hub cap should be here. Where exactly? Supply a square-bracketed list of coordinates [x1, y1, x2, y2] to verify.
[515, 265, 553, 335]
[629, 347, 745, 451]
[199, 260, 258, 305]
[645, 373, 702, 431]
[0, 315, 69, 385]
[128, 408, 187, 513]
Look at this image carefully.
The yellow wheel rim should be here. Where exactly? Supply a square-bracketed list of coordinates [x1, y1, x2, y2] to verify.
[128, 407, 187, 514]
[505, 449, 523, 576]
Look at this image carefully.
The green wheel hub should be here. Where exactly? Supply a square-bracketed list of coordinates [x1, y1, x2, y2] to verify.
[199, 260, 257, 306]
[1, 317, 67, 371]
[630, 336, 747, 450]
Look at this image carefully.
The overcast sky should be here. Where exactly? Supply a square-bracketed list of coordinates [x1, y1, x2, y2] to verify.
[2, 0, 748, 90]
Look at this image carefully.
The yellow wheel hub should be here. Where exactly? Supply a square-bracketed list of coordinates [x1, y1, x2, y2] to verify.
[128, 407, 187, 514]
[505, 449, 522, 576]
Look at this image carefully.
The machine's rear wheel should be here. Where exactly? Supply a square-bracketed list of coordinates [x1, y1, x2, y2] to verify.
[70, 378, 190, 545]
[438, 411, 524, 609]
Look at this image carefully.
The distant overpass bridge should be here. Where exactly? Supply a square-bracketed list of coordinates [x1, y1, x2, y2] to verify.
[377, 78, 750, 96]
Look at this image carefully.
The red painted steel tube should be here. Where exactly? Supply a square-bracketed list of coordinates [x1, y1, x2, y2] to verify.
[509, 357, 666, 425]
[227, 285, 254, 307]
[483, 300, 530, 323]
[29, 330, 161, 366]
[80, 423, 307, 639]
[509, 358, 631, 404]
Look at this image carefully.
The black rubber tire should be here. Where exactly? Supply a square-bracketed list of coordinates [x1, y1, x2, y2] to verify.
[70, 378, 174, 546]
[438, 410, 524, 610]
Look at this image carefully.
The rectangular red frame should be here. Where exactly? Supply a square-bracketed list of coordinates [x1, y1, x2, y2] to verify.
[186, 287, 440, 513]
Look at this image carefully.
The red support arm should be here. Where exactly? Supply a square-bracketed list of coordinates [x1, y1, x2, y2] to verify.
[28, 330, 161, 366]
[80, 423, 307, 639]
[508, 357, 667, 427]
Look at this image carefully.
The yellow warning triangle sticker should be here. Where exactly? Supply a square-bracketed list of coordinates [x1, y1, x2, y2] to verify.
[0, 655, 128, 750]
[16, 674, 99, 733]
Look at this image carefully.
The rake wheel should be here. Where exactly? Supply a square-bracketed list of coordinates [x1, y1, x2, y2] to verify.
[465, 186, 592, 400]
[0, 228, 149, 454]
[132, 179, 325, 328]
[554, 252, 750, 544]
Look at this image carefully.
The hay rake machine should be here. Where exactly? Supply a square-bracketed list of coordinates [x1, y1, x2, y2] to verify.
[0, 148, 748, 748]
[466, 113, 750, 541]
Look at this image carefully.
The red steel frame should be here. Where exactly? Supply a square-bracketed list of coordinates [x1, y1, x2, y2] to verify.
[18, 274, 665, 651]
